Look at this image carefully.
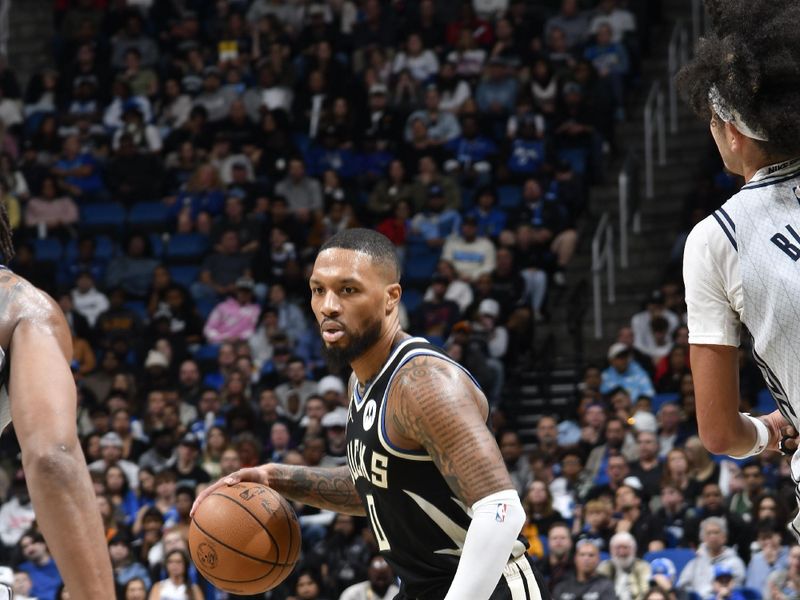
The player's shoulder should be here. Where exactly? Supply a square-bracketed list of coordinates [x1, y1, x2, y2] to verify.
[685, 209, 739, 261]
[0, 269, 62, 323]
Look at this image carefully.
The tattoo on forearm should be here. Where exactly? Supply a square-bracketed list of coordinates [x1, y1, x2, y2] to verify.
[390, 356, 511, 505]
[273, 465, 365, 516]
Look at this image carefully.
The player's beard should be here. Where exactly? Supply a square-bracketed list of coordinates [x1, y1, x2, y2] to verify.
[321, 316, 384, 372]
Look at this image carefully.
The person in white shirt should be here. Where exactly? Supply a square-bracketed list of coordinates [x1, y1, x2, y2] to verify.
[339, 555, 399, 600]
[71, 271, 109, 328]
[677, 0, 800, 536]
[442, 216, 496, 282]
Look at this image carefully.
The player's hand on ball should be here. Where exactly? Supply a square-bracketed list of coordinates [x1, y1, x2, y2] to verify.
[190, 465, 272, 517]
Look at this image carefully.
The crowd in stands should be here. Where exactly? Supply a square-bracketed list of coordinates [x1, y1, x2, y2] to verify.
[0, 0, 793, 599]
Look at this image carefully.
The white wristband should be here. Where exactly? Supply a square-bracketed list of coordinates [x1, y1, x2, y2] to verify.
[729, 413, 770, 459]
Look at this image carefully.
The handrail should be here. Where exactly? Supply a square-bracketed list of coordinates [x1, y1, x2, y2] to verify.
[691, 0, 709, 51]
[643, 81, 666, 199]
[618, 153, 640, 269]
[667, 22, 690, 134]
[591, 212, 615, 340]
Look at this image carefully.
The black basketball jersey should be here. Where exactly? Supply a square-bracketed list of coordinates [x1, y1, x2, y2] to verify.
[345, 337, 484, 599]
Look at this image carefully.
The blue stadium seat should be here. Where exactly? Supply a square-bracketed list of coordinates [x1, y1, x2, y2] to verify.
[149, 233, 165, 258]
[403, 241, 441, 285]
[426, 335, 445, 348]
[755, 388, 776, 415]
[651, 392, 680, 414]
[497, 185, 522, 210]
[557, 148, 588, 174]
[194, 344, 220, 361]
[643, 549, 695, 578]
[95, 235, 116, 261]
[128, 201, 169, 230]
[402, 288, 423, 314]
[79, 203, 126, 232]
[196, 297, 218, 320]
[123, 300, 148, 322]
[737, 588, 762, 600]
[165, 233, 209, 263]
[33, 238, 62, 262]
[168, 265, 200, 288]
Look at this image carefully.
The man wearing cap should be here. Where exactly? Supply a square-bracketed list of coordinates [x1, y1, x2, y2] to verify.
[192, 66, 235, 123]
[174, 433, 211, 489]
[404, 86, 461, 145]
[600, 342, 655, 401]
[409, 183, 462, 248]
[316, 375, 346, 409]
[320, 406, 349, 467]
[677, 516, 745, 598]
[203, 277, 261, 343]
[442, 216, 497, 283]
[649, 557, 691, 600]
[415, 274, 461, 340]
[89, 431, 140, 488]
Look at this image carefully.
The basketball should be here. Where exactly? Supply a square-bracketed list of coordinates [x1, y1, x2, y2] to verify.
[188, 482, 301, 595]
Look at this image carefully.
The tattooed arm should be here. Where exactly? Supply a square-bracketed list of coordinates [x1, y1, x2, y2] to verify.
[387, 355, 527, 600]
[192, 372, 366, 517]
[386, 355, 513, 504]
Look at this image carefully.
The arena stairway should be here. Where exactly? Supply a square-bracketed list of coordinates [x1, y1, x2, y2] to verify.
[8, 0, 53, 88]
[507, 0, 711, 448]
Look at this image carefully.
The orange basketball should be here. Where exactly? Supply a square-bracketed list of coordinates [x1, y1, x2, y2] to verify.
[188, 482, 301, 595]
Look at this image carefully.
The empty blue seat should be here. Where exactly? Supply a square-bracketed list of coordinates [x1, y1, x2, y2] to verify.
[557, 148, 588, 174]
[168, 265, 200, 288]
[33, 238, 62, 262]
[736, 588, 762, 600]
[165, 233, 209, 263]
[128, 201, 169, 230]
[80, 203, 126, 231]
[149, 233, 165, 258]
[196, 297, 218, 320]
[402, 288, 423, 314]
[403, 244, 441, 285]
[651, 392, 680, 414]
[643, 549, 696, 578]
[497, 185, 522, 210]
[194, 344, 220, 361]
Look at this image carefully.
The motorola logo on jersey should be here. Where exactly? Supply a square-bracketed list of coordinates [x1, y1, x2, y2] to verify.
[363, 399, 377, 431]
[347, 438, 388, 488]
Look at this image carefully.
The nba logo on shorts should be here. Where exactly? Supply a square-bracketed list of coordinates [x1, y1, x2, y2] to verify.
[495, 503, 507, 523]
[363, 399, 377, 431]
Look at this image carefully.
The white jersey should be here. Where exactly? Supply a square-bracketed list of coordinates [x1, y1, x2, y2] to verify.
[684, 157, 800, 427]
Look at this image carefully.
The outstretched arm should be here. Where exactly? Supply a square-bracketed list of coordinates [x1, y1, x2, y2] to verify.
[192, 464, 366, 517]
[193, 372, 365, 517]
[9, 292, 115, 598]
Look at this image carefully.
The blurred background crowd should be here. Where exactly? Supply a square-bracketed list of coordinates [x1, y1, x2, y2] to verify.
[0, 0, 791, 599]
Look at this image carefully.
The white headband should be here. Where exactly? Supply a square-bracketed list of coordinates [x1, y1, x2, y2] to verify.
[708, 85, 769, 141]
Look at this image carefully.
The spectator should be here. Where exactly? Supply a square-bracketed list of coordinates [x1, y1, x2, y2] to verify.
[678, 517, 746, 598]
[51, 134, 105, 200]
[597, 532, 651, 600]
[414, 273, 461, 340]
[601, 343, 656, 402]
[651, 483, 691, 548]
[632, 290, 680, 358]
[89, 432, 140, 488]
[765, 544, 800, 600]
[0, 469, 35, 555]
[553, 539, 615, 600]
[584, 417, 638, 486]
[393, 32, 439, 83]
[203, 277, 261, 344]
[105, 233, 160, 299]
[405, 86, 461, 144]
[308, 514, 371, 596]
[23, 175, 79, 237]
[71, 271, 109, 329]
[476, 57, 519, 117]
[339, 555, 399, 600]
[728, 461, 768, 523]
[274, 158, 323, 224]
[535, 522, 574, 592]
[148, 549, 203, 600]
[275, 357, 317, 422]
[745, 523, 789, 594]
[193, 229, 252, 301]
[106, 132, 163, 203]
[18, 531, 62, 600]
[409, 184, 462, 248]
[108, 533, 150, 591]
[545, 0, 590, 50]
[589, 0, 637, 44]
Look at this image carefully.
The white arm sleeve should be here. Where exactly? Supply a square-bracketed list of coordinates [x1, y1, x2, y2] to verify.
[443, 489, 525, 600]
[683, 217, 742, 346]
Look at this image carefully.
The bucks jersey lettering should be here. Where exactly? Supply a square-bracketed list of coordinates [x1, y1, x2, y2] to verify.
[345, 338, 481, 599]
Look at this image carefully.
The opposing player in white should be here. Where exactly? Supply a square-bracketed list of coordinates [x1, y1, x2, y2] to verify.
[679, 0, 800, 537]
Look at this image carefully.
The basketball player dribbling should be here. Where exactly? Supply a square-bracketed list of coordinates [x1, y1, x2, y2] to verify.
[678, 0, 800, 535]
[0, 205, 114, 597]
[194, 228, 548, 599]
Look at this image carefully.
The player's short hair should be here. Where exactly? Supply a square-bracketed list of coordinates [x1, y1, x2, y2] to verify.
[319, 228, 401, 283]
[676, 0, 800, 157]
